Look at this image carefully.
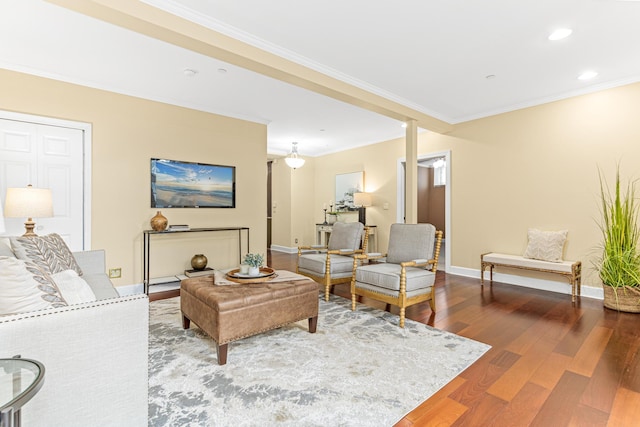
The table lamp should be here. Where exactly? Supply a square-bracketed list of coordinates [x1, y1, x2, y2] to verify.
[4, 185, 53, 237]
[353, 192, 372, 225]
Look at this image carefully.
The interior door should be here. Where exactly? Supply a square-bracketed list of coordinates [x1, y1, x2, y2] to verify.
[0, 118, 84, 249]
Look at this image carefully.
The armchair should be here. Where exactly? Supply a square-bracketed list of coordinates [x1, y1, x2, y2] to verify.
[297, 222, 368, 301]
[350, 223, 443, 327]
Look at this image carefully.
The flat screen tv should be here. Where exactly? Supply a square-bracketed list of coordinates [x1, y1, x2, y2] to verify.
[151, 158, 235, 208]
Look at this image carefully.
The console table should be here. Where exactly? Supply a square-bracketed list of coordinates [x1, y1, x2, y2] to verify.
[143, 227, 250, 294]
[0, 357, 45, 427]
[315, 223, 377, 252]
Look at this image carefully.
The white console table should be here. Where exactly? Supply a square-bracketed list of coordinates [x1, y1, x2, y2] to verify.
[315, 223, 377, 252]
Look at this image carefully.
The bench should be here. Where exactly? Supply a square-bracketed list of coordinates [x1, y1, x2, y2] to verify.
[480, 252, 582, 302]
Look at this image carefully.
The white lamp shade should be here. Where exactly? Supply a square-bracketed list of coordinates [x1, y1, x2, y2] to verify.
[353, 192, 372, 207]
[4, 186, 54, 218]
[285, 156, 305, 169]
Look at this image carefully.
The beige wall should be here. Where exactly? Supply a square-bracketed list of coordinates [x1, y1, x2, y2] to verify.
[0, 69, 267, 286]
[298, 81, 640, 290]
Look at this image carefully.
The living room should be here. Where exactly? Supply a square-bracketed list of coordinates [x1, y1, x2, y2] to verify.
[3, 1, 640, 426]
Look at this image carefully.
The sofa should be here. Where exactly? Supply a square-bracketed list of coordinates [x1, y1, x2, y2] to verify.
[0, 235, 149, 426]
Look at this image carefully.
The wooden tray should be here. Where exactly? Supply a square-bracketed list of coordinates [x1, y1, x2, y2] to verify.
[225, 267, 276, 283]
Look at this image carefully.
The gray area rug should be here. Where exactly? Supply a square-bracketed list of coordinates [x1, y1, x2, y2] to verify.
[149, 295, 490, 427]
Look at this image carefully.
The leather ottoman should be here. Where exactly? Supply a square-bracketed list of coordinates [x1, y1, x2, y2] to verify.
[180, 273, 319, 365]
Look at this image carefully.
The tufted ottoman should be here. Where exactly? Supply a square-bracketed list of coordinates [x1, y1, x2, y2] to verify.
[180, 273, 319, 365]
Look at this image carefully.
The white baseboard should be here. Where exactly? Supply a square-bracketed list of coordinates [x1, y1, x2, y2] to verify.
[270, 245, 298, 254]
[448, 266, 603, 300]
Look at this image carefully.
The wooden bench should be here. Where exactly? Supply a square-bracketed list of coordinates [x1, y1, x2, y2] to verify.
[480, 252, 582, 302]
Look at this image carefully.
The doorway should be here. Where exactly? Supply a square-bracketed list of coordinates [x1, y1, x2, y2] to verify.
[397, 150, 451, 272]
[0, 110, 92, 250]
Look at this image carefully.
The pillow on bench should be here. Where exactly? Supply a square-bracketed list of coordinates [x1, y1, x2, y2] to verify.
[523, 228, 568, 263]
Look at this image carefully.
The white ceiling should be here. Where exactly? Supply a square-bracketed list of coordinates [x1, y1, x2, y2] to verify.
[2, 0, 640, 157]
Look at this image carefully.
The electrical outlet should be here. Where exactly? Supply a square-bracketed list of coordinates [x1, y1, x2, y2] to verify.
[108, 268, 121, 278]
[295, 238, 299, 244]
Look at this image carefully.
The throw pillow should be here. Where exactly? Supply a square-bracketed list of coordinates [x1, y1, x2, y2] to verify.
[0, 256, 68, 316]
[51, 269, 97, 305]
[10, 233, 83, 276]
[523, 229, 568, 262]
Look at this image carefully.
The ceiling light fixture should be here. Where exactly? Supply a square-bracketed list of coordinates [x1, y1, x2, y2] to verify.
[285, 142, 305, 169]
[183, 68, 198, 77]
[578, 71, 598, 81]
[548, 28, 572, 41]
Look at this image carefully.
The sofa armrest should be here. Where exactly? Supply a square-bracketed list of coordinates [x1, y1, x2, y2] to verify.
[72, 250, 119, 299]
[0, 294, 149, 427]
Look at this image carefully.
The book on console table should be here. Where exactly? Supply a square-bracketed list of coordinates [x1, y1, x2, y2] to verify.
[184, 267, 215, 278]
[168, 224, 190, 231]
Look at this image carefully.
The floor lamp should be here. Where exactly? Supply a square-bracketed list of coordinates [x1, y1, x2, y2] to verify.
[4, 185, 53, 237]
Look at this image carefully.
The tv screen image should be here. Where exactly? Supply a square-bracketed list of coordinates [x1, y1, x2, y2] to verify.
[151, 158, 236, 208]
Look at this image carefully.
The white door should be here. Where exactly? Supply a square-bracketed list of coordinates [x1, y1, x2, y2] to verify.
[0, 118, 85, 250]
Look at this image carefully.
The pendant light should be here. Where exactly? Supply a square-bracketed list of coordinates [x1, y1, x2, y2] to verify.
[285, 142, 305, 169]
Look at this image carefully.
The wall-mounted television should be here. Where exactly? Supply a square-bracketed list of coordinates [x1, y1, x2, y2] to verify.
[151, 158, 236, 208]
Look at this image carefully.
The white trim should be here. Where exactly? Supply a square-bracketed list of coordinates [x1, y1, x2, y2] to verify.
[448, 265, 604, 300]
[270, 244, 298, 254]
[0, 110, 92, 249]
[398, 150, 452, 274]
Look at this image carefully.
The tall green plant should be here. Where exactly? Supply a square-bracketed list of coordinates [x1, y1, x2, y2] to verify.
[597, 168, 640, 287]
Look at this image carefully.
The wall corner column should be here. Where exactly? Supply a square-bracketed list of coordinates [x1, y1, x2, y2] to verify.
[405, 120, 418, 224]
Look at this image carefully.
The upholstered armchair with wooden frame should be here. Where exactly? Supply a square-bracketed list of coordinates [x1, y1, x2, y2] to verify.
[350, 223, 443, 328]
[297, 222, 369, 301]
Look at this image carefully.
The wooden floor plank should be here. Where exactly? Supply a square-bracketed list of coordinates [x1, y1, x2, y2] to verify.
[607, 387, 640, 426]
[529, 351, 573, 391]
[529, 371, 590, 426]
[568, 326, 614, 377]
[489, 382, 551, 427]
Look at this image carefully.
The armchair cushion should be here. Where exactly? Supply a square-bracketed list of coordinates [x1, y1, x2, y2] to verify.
[355, 263, 436, 297]
[298, 254, 354, 277]
[387, 224, 436, 264]
[327, 222, 364, 251]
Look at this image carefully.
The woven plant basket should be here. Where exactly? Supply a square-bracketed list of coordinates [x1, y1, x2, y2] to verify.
[603, 285, 640, 313]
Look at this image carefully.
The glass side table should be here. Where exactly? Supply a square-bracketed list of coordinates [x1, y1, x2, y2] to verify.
[0, 357, 45, 427]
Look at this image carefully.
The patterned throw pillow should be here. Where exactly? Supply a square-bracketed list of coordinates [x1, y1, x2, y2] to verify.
[523, 229, 568, 263]
[0, 256, 68, 316]
[10, 233, 83, 276]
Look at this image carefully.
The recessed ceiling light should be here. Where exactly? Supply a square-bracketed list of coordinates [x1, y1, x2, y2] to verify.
[183, 68, 198, 77]
[578, 71, 598, 81]
[485, 74, 496, 80]
[549, 28, 572, 41]
[217, 68, 227, 74]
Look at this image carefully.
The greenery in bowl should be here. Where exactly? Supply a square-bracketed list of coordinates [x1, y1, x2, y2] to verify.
[243, 253, 264, 268]
[595, 167, 640, 293]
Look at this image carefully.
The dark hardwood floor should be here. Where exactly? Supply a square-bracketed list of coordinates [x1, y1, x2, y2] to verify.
[151, 250, 640, 426]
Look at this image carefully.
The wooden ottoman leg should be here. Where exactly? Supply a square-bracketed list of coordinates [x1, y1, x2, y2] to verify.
[182, 314, 191, 329]
[216, 343, 228, 365]
[308, 316, 318, 333]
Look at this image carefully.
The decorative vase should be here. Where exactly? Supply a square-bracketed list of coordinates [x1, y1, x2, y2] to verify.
[248, 266, 260, 276]
[327, 214, 337, 225]
[603, 285, 640, 313]
[191, 254, 208, 271]
[150, 211, 168, 231]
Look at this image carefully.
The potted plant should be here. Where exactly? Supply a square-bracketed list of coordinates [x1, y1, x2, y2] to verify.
[243, 253, 264, 276]
[596, 167, 640, 312]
